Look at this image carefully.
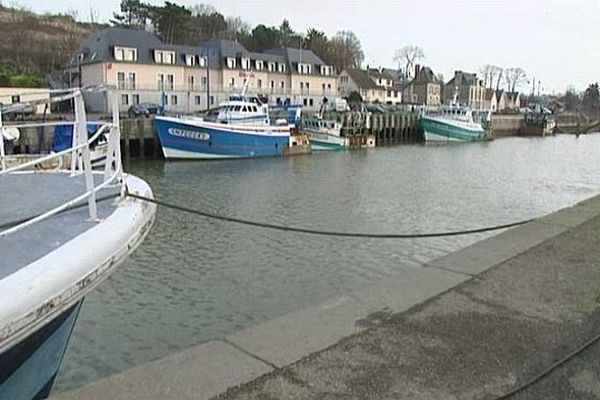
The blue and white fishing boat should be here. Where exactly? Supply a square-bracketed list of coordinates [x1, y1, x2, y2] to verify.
[155, 81, 297, 159]
[0, 89, 156, 400]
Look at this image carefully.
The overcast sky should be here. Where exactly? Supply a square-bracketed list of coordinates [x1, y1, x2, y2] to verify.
[16, 0, 599, 93]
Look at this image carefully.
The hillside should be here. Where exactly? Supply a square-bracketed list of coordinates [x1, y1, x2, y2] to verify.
[0, 5, 104, 86]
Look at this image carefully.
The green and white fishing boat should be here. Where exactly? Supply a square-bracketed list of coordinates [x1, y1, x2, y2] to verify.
[421, 105, 492, 142]
[300, 113, 350, 151]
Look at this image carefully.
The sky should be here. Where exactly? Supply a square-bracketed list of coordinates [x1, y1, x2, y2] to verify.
[14, 0, 600, 93]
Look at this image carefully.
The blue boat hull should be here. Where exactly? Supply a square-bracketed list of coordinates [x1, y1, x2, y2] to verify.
[0, 300, 83, 400]
[155, 117, 291, 159]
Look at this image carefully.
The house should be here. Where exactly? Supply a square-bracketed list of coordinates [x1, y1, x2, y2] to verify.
[495, 90, 509, 111]
[402, 65, 442, 106]
[483, 89, 497, 112]
[444, 70, 486, 109]
[338, 68, 387, 103]
[69, 27, 337, 113]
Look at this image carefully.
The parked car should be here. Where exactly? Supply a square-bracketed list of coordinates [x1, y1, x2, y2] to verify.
[128, 102, 164, 118]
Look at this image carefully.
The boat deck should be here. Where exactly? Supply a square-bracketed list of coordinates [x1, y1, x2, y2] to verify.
[0, 172, 120, 280]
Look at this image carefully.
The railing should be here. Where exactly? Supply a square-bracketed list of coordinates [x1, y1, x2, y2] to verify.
[0, 87, 123, 238]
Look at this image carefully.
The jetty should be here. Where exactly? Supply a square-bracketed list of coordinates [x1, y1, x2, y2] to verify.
[51, 194, 600, 400]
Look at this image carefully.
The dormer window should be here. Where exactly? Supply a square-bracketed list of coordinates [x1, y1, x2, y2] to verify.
[155, 50, 176, 65]
[241, 58, 251, 70]
[186, 55, 196, 67]
[199, 57, 206, 67]
[114, 46, 137, 62]
[227, 57, 236, 69]
[298, 63, 311, 75]
[278, 63, 286, 73]
[255, 60, 264, 70]
[320, 65, 332, 76]
[268, 62, 276, 72]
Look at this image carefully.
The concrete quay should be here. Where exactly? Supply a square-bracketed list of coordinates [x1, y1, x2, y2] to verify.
[52, 194, 600, 400]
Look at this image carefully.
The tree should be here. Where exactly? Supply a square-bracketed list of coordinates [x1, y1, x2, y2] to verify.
[582, 83, 600, 118]
[278, 19, 302, 47]
[347, 91, 363, 104]
[244, 24, 280, 51]
[495, 67, 504, 91]
[393, 45, 424, 79]
[326, 30, 364, 72]
[303, 28, 328, 61]
[149, 2, 191, 44]
[110, 0, 150, 29]
[562, 86, 581, 112]
[503, 67, 527, 92]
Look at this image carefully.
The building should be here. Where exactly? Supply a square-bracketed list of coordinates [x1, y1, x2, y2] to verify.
[495, 90, 508, 111]
[402, 65, 442, 106]
[338, 68, 401, 104]
[444, 70, 486, 109]
[483, 89, 497, 112]
[505, 92, 523, 110]
[69, 28, 337, 113]
[0, 87, 51, 115]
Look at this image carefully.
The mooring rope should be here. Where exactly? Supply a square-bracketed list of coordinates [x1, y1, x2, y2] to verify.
[125, 193, 535, 239]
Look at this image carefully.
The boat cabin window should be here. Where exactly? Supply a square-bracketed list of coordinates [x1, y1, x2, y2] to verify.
[251, 106, 258, 112]
[234, 106, 242, 111]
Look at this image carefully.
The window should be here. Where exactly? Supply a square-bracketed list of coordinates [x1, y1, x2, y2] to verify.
[257, 79, 262, 89]
[255, 60, 264, 70]
[171, 95, 178, 105]
[155, 50, 175, 64]
[322, 83, 326, 92]
[195, 96, 202, 105]
[228, 77, 235, 88]
[188, 75, 195, 91]
[327, 84, 332, 90]
[341, 76, 348, 84]
[303, 98, 308, 106]
[202, 76, 208, 89]
[11, 95, 20, 103]
[268, 62, 276, 72]
[309, 99, 314, 106]
[157, 74, 164, 90]
[114, 46, 137, 62]
[117, 72, 125, 89]
[186, 55, 196, 67]
[278, 63, 286, 73]
[167, 74, 174, 90]
[121, 94, 129, 105]
[210, 95, 215, 105]
[241, 58, 250, 70]
[199, 57, 206, 67]
[128, 72, 136, 89]
[132, 94, 140, 105]
[300, 82, 304, 91]
[227, 58, 236, 69]
[280, 81, 285, 90]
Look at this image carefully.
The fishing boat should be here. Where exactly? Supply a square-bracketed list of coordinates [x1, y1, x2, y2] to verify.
[300, 113, 350, 151]
[0, 89, 156, 399]
[155, 80, 299, 160]
[420, 105, 492, 142]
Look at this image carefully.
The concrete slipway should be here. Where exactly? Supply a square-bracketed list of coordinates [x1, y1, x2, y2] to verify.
[53, 194, 600, 400]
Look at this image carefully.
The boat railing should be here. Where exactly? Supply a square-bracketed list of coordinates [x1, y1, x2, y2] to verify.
[0, 87, 123, 238]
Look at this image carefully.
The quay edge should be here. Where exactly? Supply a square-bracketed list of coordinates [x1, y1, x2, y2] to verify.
[49, 193, 600, 400]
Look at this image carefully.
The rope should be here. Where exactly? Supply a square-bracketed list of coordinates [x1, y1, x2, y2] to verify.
[494, 332, 600, 399]
[125, 193, 535, 239]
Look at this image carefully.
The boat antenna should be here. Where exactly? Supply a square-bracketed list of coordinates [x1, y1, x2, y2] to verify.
[241, 72, 251, 97]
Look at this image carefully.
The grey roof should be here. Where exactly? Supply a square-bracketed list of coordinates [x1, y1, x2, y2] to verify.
[414, 66, 439, 84]
[446, 71, 478, 87]
[74, 28, 328, 72]
[366, 68, 394, 81]
[264, 48, 324, 65]
[382, 68, 401, 80]
[485, 88, 497, 101]
[344, 69, 385, 90]
[75, 28, 164, 65]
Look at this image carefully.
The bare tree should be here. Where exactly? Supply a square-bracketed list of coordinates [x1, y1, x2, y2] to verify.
[89, 7, 99, 24]
[495, 67, 504, 91]
[503, 67, 527, 92]
[479, 64, 493, 88]
[393, 45, 424, 79]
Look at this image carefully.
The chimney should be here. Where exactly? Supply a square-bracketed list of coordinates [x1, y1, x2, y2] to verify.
[414, 64, 420, 79]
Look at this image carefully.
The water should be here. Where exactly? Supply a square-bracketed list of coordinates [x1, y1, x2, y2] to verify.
[55, 134, 600, 392]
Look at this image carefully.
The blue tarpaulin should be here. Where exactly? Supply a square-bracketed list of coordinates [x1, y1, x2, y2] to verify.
[52, 123, 101, 152]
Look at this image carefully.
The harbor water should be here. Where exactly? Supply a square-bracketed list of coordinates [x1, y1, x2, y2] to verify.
[55, 134, 600, 392]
